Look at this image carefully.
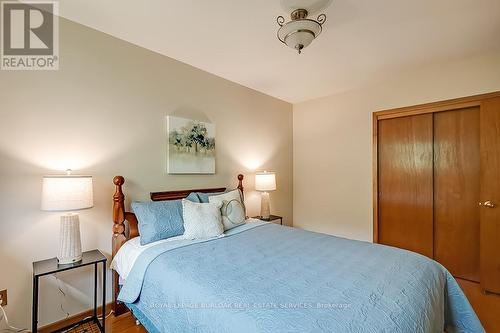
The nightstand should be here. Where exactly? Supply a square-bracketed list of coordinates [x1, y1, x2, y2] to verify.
[32, 250, 107, 333]
[252, 215, 283, 225]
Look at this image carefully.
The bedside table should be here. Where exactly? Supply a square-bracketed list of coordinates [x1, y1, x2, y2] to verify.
[252, 215, 283, 225]
[32, 250, 107, 333]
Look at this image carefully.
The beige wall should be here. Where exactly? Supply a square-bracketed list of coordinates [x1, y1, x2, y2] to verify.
[293, 50, 500, 242]
[0, 19, 293, 326]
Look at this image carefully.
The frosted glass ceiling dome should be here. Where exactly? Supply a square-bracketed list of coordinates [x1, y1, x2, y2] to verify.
[276, 9, 327, 54]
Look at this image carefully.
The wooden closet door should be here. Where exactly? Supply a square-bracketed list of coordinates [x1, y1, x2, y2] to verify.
[480, 97, 500, 294]
[434, 107, 480, 282]
[378, 114, 434, 257]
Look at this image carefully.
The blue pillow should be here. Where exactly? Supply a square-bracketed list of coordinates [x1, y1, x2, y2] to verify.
[186, 192, 201, 203]
[132, 200, 184, 245]
[196, 191, 225, 203]
[132, 193, 200, 245]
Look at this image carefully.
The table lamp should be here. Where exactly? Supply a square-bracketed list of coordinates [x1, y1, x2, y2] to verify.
[255, 171, 276, 220]
[41, 172, 93, 264]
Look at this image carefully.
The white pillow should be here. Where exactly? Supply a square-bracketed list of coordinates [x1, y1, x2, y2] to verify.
[181, 199, 224, 239]
[208, 189, 246, 231]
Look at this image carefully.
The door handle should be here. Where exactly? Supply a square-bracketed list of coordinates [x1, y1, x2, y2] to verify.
[479, 200, 496, 208]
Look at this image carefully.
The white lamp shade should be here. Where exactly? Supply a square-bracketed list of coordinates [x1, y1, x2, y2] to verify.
[255, 172, 277, 192]
[41, 175, 93, 211]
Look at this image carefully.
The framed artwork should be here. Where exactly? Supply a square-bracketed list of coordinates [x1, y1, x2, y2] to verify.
[166, 116, 216, 174]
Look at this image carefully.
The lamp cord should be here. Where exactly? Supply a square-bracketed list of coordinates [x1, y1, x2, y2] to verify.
[0, 299, 28, 332]
[0, 273, 113, 333]
[53, 273, 114, 333]
[0, 298, 113, 333]
[53, 275, 70, 318]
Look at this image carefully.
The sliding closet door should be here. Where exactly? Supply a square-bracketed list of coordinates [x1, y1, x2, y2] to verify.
[480, 97, 500, 294]
[434, 107, 480, 282]
[378, 114, 434, 257]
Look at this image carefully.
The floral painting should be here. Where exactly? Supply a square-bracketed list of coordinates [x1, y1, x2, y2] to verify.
[167, 116, 216, 174]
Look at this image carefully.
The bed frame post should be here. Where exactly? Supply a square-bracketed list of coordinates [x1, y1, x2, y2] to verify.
[238, 174, 244, 200]
[112, 176, 129, 316]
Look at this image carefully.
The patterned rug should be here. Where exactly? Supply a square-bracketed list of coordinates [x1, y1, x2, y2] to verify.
[65, 321, 100, 333]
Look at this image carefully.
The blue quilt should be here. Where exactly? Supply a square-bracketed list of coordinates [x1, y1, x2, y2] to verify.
[119, 221, 484, 333]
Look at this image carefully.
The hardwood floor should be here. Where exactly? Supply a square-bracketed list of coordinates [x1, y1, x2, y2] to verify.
[457, 278, 500, 333]
[107, 312, 146, 333]
[107, 279, 500, 333]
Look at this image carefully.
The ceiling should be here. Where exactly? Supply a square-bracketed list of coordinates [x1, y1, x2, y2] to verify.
[57, 0, 500, 103]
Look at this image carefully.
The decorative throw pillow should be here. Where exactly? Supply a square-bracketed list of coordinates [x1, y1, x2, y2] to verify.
[181, 199, 224, 239]
[208, 189, 246, 231]
[195, 191, 225, 203]
[186, 192, 201, 203]
[131, 200, 185, 246]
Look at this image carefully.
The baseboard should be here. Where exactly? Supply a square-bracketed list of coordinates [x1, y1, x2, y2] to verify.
[38, 303, 112, 333]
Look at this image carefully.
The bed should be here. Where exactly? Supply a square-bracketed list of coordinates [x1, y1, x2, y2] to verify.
[110, 175, 484, 333]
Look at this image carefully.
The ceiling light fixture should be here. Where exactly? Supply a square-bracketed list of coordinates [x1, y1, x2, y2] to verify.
[276, 8, 326, 54]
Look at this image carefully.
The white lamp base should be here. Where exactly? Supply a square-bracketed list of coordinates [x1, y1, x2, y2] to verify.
[260, 192, 271, 220]
[58, 213, 82, 264]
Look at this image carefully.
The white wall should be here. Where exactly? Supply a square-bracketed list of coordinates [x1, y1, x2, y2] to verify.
[0, 18, 293, 327]
[293, 50, 500, 242]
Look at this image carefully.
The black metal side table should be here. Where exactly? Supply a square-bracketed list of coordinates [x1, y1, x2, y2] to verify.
[252, 215, 283, 225]
[32, 250, 107, 332]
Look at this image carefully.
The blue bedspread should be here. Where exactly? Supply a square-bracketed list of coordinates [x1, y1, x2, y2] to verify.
[119, 221, 483, 333]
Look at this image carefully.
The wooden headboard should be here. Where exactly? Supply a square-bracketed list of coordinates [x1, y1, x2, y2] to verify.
[111, 174, 244, 315]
